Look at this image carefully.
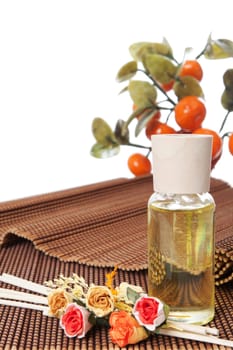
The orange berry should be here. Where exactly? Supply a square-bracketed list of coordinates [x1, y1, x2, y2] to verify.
[228, 133, 233, 155]
[192, 128, 223, 160]
[127, 153, 151, 176]
[144, 111, 161, 136]
[149, 110, 161, 121]
[174, 96, 206, 132]
[161, 80, 174, 91]
[211, 150, 222, 169]
[179, 60, 203, 81]
[145, 120, 176, 140]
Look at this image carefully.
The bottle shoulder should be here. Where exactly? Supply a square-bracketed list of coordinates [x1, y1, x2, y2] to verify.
[148, 191, 215, 210]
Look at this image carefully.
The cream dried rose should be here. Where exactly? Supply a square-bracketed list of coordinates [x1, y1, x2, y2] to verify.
[116, 282, 144, 304]
[48, 288, 72, 317]
[86, 285, 114, 317]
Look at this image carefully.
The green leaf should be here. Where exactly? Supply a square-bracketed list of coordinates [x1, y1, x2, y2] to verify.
[118, 85, 128, 95]
[88, 313, 110, 327]
[126, 286, 141, 304]
[90, 142, 120, 159]
[123, 106, 154, 130]
[162, 37, 173, 57]
[116, 61, 138, 82]
[128, 80, 157, 108]
[129, 40, 173, 62]
[88, 312, 97, 326]
[223, 69, 233, 88]
[173, 76, 204, 100]
[114, 119, 130, 144]
[143, 54, 177, 84]
[204, 34, 233, 59]
[91, 118, 118, 146]
[182, 47, 194, 61]
[221, 89, 233, 111]
[135, 108, 159, 137]
[163, 303, 170, 320]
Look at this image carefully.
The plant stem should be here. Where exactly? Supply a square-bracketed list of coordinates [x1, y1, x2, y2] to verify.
[195, 47, 206, 60]
[171, 56, 179, 65]
[222, 131, 232, 139]
[165, 109, 174, 123]
[146, 148, 152, 158]
[126, 142, 152, 151]
[219, 111, 230, 133]
[195, 39, 209, 60]
[138, 69, 176, 106]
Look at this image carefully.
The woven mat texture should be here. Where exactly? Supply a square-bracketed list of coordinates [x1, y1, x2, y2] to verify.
[0, 175, 233, 285]
[0, 240, 233, 350]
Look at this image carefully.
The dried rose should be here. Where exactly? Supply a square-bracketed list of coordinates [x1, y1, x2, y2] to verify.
[133, 295, 166, 331]
[109, 310, 148, 347]
[48, 288, 72, 317]
[116, 282, 144, 304]
[60, 303, 92, 338]
[86, 285, 114, 317]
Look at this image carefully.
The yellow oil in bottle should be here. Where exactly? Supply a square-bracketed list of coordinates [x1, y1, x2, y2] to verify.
[148, 201, 215, 325]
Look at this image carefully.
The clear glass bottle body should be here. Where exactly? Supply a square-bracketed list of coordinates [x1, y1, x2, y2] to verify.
[147, 191, 215, 325]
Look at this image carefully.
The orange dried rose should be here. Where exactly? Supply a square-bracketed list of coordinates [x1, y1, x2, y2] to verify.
[109, 310, 148, 347]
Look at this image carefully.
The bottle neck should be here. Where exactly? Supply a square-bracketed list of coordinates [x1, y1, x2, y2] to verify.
[149, 191, 215, 210]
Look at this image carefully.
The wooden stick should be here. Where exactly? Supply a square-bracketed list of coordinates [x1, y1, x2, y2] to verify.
[158, 328, 233, 347]
[0, 288, 48, 305]
[0, 298, 49, 316]
[0, 274, 51, 295]
[166, 321, 219, 336]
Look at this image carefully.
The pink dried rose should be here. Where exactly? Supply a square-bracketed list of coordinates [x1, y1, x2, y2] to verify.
[133, 295, 166, 331]
[60, 303, 93, 338]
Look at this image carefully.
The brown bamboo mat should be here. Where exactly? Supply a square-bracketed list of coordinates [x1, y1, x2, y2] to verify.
[0, 240, 232, 350]
[0, 175, 233, 285]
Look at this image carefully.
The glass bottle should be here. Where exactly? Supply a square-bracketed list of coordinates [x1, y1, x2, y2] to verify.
[147, 134, 215, 325]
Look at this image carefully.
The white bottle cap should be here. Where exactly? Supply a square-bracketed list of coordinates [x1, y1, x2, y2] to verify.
[151, 134, 213, 194]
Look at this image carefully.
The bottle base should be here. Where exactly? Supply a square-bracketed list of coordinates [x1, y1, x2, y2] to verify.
[167, 309, 214, 325]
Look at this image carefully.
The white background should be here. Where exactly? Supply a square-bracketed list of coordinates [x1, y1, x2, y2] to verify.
[0, 0, 232, 201]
